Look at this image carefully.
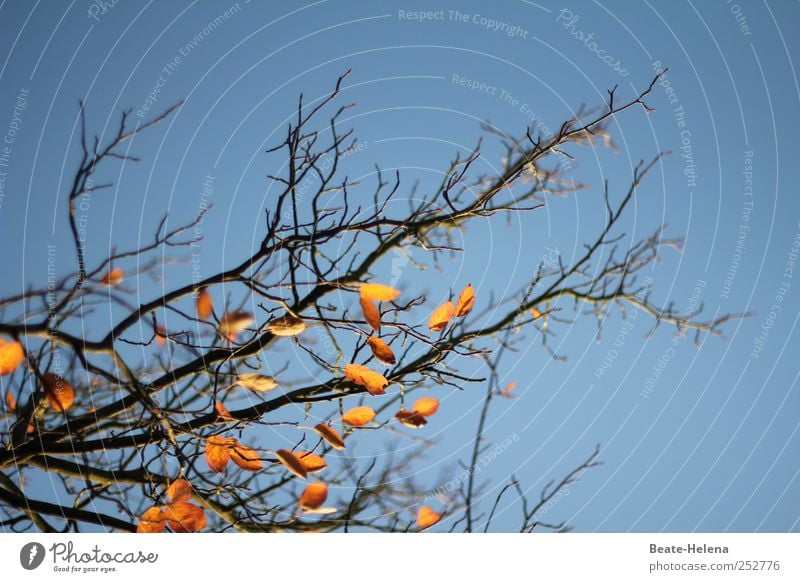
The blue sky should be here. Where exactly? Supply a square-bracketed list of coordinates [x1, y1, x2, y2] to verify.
[1, 0, 799, 532]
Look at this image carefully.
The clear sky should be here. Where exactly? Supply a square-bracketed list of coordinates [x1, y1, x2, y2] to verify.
[0, 0, 798, 532]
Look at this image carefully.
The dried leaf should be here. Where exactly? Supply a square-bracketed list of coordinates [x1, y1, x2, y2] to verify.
[530, 308, 542, 319]
[313, 423, 345, 450]
[342, 406, 376, 427]
[359, 283, 401, 302]
[359, 297, 381, 331]
[196, 288, 214, 320]
[235, 373, 278, 392]
[137, 506, 166, 533]
[275, 449, 308, 479]
[219, 311, 254, 342]
[501, 381, 517, 399]
[412, 397, 439, 417]
[297, 451, 327, 474]
[366, 337, 395, 365]
[0, 340, 24, 376]
[299, 483, 328, 510]
[268, 315, 306, 337]
[166, 479, 193, 503]
[100, 268, 124, 287]
[41, 373, 75, 412]
[416, 505, 441, 529]
[5, 390, 16, 411]
[344, 363, 388, 396]
[455, 284, 475, 317]
[155, 325, 166, 347]
[230, 443, 264, 472]
[164, 501, 207, 533]
[215, 401, 233, 421]
[396, 409, 427, 429]
[428, 301, 455, 332]
[205, 435, 233, 472]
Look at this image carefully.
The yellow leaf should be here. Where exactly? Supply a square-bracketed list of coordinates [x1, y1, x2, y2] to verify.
[297, 451, 327, 474]
[313, 423, 345, 450]
[359, 283, 401, 302]
[342, 406, 376, 427]
[164, 501, 206, 533]
[416, 505, 441, 529]
[395, 409, 427, 429]
[412, 397, 439, 417]
[235, 373, 278, 392]
[166, 479, 192, 503]
[275, 449, 308, 479]
[530, 308, 542, 319]
[428, 301, 455, 332]
[455, 284, 475, 317]
[359, 297, 381, 331]
[136, 506, 166, 533]
[268, 315, 306, 337]
[344, 363, 388, 396]
[0, 340, 24, 376]
[41, 373, 74, 412]
[196, 288, 214, 320]
[366, 337, 395, 365]
[299, 482, 328, 510]
[230, 443, 263, 472]
[205, 435, 233, 472]
[100, 268, 124, 287]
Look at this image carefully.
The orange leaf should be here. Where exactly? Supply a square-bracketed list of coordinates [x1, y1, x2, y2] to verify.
[396, 409, 427, 429]
[455, 284, 475, 317]
[359, 297, 381, 331]
[155, 325, 166, 347]
[342, 406, 376, 427]
[235, 373, 278, 392]
[5, 390, 16, 411]
[268, 315, 306, 337]
[231, 443, 264, 472]
[299, 483, 328, 511]
[100, 268, 124, 287]
[136, 506, 166, 533]
[219, 311, 254, 342]
[412, 397, 439, 417]
[501, 381, 517, 398]
[530, 308, 542, 319]
[164, 501, 206, 533]
[313, 424, 345, 450]
[366, 337, 395, 365]
[0, 340, 24, 376]
[359, 283, 401, 302]
[41, 373, 75, 412]
[344, 363, 388, 396]
[215, 401, 233, 421]
[205, 435, 233, 472]
[428, 301, 455, 332]
[416, 505, 441, 529]
[196, 288, 214, 320]
[166, 479, 193, 503]
[297, 451, 327, 474]
[275, 449, 308, 479]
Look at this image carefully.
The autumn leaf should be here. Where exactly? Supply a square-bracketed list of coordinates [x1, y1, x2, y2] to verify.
[344, 363, 388, 396]
[366, 337, 395, 365]
[313, 423, 345, 450]
[166, 479, 193, 504]
[100, 268, 124, 287]
[219, 311, 254, 342]
[428, 301, 455, 332]
[359, 297, 381, 331]
[455, 284, 475, 317]
[359, 283, 401, 302]
[412, 397, 439, 417]
[155, 325, 166, 347]
[164, 501, 207, 533]
[530, 308, 542, 319]
[416, 505, 441, 529]
[230, 443, 264, 472]
[196, 288, 214, 320]
[215, 401, 233, 421]
[0, 340, 24, 376]
[41, 373, 75, 412]
[275, 449, 308, 479]
[501, 381, 517, 399]
[268, 315, 306, 337]
[342, 406, 376, 427]
[299, 483, 328, 511]
[136, 506, 166, 533]
[235, 373, 278, 392]
[297, 451, 327, 474]
[5, 390, 16, 411]
[205, 435, 233, 472]
[395, 409, 427, 429]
